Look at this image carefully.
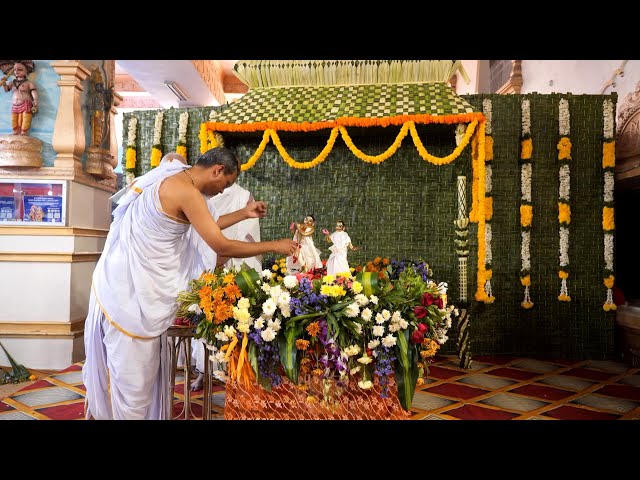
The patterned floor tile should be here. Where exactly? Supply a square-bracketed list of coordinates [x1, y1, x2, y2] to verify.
[472, 355, 517, 365]
[571, 394, 639, 414]
[458, 373, 517, 390]
[427, 366, 464, 380]
[584, 360, 631, 374]
[561, 367, 616, 382]
[478, 393, 550, 412]
[16, 379, 55, 392]
[487, 367, 541, 381]
[528, 415, 555, 420]
[444, 404, 519, 420]
[410, 392, 457, 411]
[210, 392, 226, 408]
[11, 386, 84, 407]
[538, 375, 596, 391]
[0, 410, 37, 420]
[424, 382, 490, 400]
[421, 414, 446, 420]
[441, 360, 493, 371]
[37, 402, 86, 420]
[544, 405, 620, 420]
[510, 358, 565, 373]
[510, 384, 575, 401]
[594, 384, 640, 402]
[50, 371, 84, 385]
[0, 401, 14, 412]
[619, 374, 640, 388]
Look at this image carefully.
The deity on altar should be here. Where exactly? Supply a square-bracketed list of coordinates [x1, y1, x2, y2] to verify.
[0, 60, 38, 136]
[323, 220, 359, 276]
[285, 214, 323, 273]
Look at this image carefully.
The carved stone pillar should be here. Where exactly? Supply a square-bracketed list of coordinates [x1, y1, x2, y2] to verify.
[51, 61, 91, 176]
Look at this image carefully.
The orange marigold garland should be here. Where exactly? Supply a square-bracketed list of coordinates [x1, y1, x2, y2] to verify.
[602, 99, 616, 311]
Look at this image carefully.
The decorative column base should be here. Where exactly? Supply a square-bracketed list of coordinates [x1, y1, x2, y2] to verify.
[85, 146, 115, 180]
[0, 135, 43, 168]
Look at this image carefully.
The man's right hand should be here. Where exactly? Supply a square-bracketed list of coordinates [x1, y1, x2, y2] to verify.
[274, 238, 297, 256]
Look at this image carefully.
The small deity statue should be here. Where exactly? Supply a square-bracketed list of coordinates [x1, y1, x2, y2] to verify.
[0, 60, 38, 136]
[323, 220, 359, 276]
[286, 214, 323, 273]
[88, 70, 114, 150]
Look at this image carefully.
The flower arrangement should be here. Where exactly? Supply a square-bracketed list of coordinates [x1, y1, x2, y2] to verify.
[482, 98, 494, 303]
[176, 111, 189, 160]
[150, 110, 164, 168]
[124, 117, 137, 186]
[520, 98, 534, 309]
[176, 259, 458, 411]
[557, 98, 572, 302]
[602, 99, 616, 311]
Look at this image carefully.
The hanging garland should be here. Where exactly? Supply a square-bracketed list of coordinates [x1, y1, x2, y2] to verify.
[124, 116, 137, 186]
[482, 98, 495, 303]
[520, 99, 534, 309]
[471, 121, 489, 302]
[177, 111, 188, 160]
[150, 110, 164, 168]
[602, 99, 616, 311]
[557, 98, 571, 302]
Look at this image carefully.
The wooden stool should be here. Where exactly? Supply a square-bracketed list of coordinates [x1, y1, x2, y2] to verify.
[167, 324, 198, 420]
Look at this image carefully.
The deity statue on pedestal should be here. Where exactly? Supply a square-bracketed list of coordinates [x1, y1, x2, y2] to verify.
[286, 215, 323, 273]
[323, 220, 359, 276]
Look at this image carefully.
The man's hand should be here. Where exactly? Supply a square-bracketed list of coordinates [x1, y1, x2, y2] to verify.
[274, 238, 297, 256]
[245, 201, 268, 219]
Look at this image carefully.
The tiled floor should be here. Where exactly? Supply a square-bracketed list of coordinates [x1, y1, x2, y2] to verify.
[1, 355, 639, 420]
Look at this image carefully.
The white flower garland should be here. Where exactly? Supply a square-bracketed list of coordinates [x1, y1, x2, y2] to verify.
[602, 98, 616, 311]
[520, 99, 533, 308]
[150, 110, 164, 168]
[124, 116, 137, 186]
[482, 99, 494, 302]
[177, 111, 189, 160]
[557, 99, 571, 301]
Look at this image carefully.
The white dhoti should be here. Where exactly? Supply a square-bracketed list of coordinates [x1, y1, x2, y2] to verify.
[83, 161, 199, 420]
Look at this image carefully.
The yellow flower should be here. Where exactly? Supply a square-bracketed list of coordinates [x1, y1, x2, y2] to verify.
[604, 275, 615, 289]
[485, 196, 493, 221]
[520, 275, 531, 287]
[558, 202, 571, 224]
[521, 138, 533, 160]
[485, 135, 494, 161]
[296, 339, 310, 351]
[520, 205, 533, 227]
[351, 281, 363, 294]
[602, 141, 615, 168]
[557, 137, 572, 160]
[521, 301, 534, 309]
[558, 294, 571, 302]
[28, 374, 37, 381]
[603, 207, 615, 231]
[559, 271, 569, 279]
[272, 264, 279, 271]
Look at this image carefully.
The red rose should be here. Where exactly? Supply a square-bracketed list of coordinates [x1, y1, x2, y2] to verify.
[434, 297, 443, 309]
[421, 293, 435, 307]
[414, 305, 427, 318]
[411, 330, 425, 344]
[418, 322, 428, 333]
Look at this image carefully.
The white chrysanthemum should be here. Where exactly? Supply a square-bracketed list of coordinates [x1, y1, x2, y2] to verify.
[521, 231, 531, 271]
[344, 345, 361, 356]
[388, 323, 400, 333]
[354, 293, 369, 306]
[358, 380, 373, 390]
[178, 111, 189, 143]
[360, 308, 372, 322]
[521, 163, 532, 202]
[269, 285, 283, 300]
[399, 318, 409, 330]
[279, 303, 291, 318]
[261, 269, 273, 280]
[382, 309, 391, 321]
[127, 117, 137, 147]
[357, 354, 373, 365]
[559, 98, 570, 136]
[372, 325, 385, 337]
[604, 234, 614, 270]
[187, 303, 202, 314]
[213, 351, 226, 363]
[437, 334, 449, 345]
[211, 370, 228, 383]
[485, 222, 492, 265]
[254, 317, 265, 330]
[483, 98, 492, 135]
[261, 283, 271, 294]
[222, 325, 236, 338]
[237, 297, 250, 310]
[262, 298, 277, 317]
[367, 339, 380, 350]
[237, 321, 250, 334]
[381, 334, 397, 348]
[233, 307, 251, 324]
[353, 322, 363, 334]
[375, 313, 386, 325]
[485, 165, 493, 194]
[559, 164, 570, 201]
[521, 99, 531, 135]
[559, 226, 570, 267]
[345, 302, 360, 318]
[152, 111, 164, 145]
[391, 311, 402, 323]
[215, 331, 229, 342]
[283, 275, 298, 289]
[603, 99, 614, 139]
[350, 366, 361, 375]
[267, 318, 281, 331]
[604, 171, 614, 203]
[445, 317, 452, 329]
[437, 282, 448, 295]
[260, 327, 276, 342]
[369, 295, 379, 305]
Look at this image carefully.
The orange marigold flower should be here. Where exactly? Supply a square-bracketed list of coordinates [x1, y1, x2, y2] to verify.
[223, 273, 235, 284]
[212, 287, 224, 302]
[224, 283, 241, 302]
[306, 322, 320, 337]
[201, 273, 216, 285]
[297, 384, 309, 391]
[374, 257, 382, 265]
[312, 368, 323, 377]
[296, 339, 310, 350]
[300, 357, 311, 365]
[382, 258, 390, 265]
[198, 285, 213, 299]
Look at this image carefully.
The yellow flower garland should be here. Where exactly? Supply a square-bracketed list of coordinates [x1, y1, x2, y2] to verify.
[271, 127, 339, 169]
[409, 120, 478, 165]
[125, 147, 136, 170]
[340, 124, 408, 164]
[240, 130, 272, 171]
[150, 147, 162, 168]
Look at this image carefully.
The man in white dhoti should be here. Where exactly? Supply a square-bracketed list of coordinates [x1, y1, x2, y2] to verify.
[82, 147, 296, 420]
[188, 182, 262, 390]
[324, 220, 359, 276]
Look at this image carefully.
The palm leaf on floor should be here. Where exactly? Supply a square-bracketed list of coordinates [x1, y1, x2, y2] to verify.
[0, 341, 31, 384]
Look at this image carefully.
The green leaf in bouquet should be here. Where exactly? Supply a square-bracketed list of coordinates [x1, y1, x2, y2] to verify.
[394, 329, 419, 411]
[278, 325, 303, 384]
[234, 267, 260, 296]
[355, 271, 379, 297]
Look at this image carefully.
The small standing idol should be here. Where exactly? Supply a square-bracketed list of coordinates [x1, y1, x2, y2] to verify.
[323, 220, 359, 276]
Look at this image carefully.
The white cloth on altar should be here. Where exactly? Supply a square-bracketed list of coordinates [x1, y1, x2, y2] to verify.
[83, 161, 199, 419]
[326, 230, 352, 276]
[286, 233, 322, 273]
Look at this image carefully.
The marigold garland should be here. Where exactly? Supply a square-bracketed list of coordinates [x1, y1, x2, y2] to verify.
[471, 120, 489, 302]
[481, 98, 494, 303]
[602, 99, 616, 311]
[177, 111, 188, 161]
[520, 99, 533, 309]
[557, 98, 571, 302]
[150, 110, 164, 168]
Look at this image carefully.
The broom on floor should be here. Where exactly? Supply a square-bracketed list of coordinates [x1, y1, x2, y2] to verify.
[0, 341, 32, 384]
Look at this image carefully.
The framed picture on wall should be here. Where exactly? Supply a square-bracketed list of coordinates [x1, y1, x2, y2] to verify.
[0, 179, 66, 226]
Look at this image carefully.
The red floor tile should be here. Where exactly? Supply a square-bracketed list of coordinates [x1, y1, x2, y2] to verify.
[444, 404, 519, 420]
[510, 384, 575, 401]
[594, 384, 640, 402]
[472, 355, 517, 365]
[58, 364, 83, 373]
[487, 367, 540, 381]
[427, 366, 463, 380]
[0, 401, 14, 412]
[561, 368, 616, 382]
[532, 356, 581, 367]
[424, 382, 489, 400]
[173, 401, 203, 419]
[37, 401, 86, 420]
[15, 379, 55, 392]
[544, 405, 620, 420]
